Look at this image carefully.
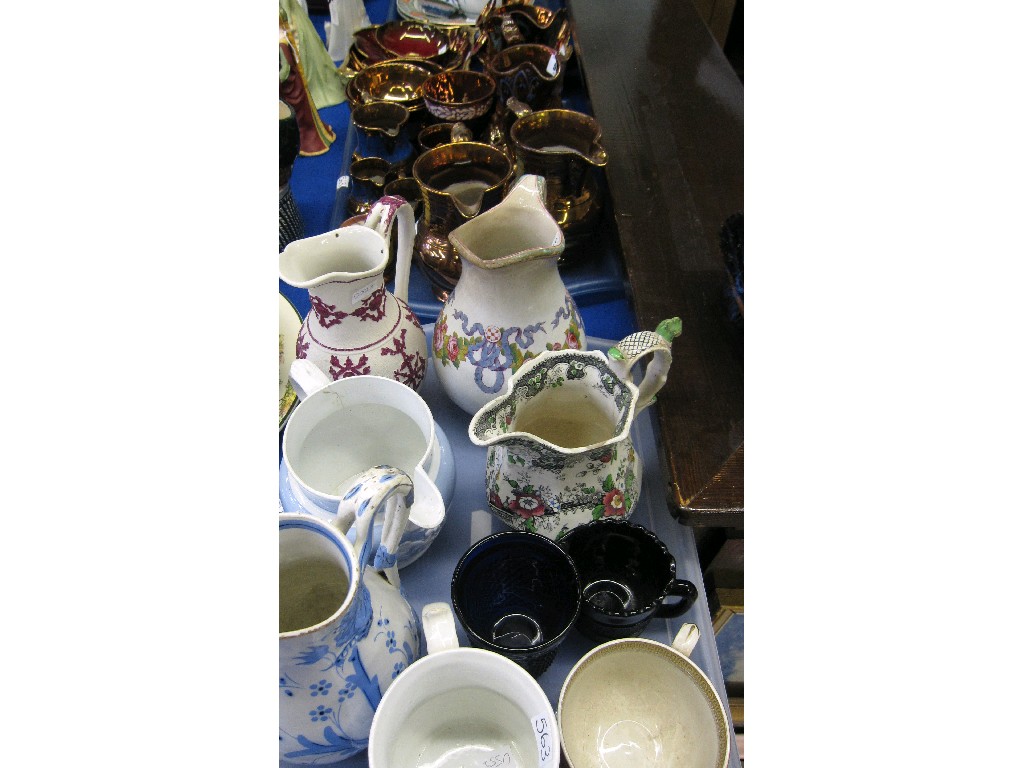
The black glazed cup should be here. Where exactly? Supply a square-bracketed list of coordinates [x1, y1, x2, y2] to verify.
[559, 518, 698, 642]
[451, 530, 581, 678]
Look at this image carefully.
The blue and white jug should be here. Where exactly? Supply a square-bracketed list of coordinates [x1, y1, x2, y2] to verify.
[279, 465, 421, 764]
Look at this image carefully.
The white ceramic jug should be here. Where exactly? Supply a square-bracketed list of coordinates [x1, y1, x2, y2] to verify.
[280, 196, 428, 390]
[280, 360, 455, 568]
[279, 465, 421, 764]
[431, 174, 586, 414]
[468, 319, 681, 539]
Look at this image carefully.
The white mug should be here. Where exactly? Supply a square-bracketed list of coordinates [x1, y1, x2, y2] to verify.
[368, 602, 559, 768]
[558, 624, 730, 768]
[282, 362, 452, 567]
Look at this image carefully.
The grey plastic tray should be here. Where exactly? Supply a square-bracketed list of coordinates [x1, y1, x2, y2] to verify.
[280, 333, 740, 767]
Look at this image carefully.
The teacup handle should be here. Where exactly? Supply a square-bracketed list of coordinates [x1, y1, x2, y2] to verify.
[607, 317, 683, 413]
[421, 602, 460, 654]
[363, 195, 415, 304]
[654, 579, 699, 619]
[333, 464, 414, 591]
[671, 622, 700, 657]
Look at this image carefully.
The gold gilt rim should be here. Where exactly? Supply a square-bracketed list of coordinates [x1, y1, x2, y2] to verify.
[559, 638, 730, 768]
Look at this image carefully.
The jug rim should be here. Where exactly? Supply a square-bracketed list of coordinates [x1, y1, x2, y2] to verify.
[509, 109, 608, 167]
[279, 513, 360, 639]
[485, 42, 562, 80]
[412, 141, 512, 197]
[468, 348, 638, 455]
[279, 225, 390, 289]
[282, 374, 437, 501]
[448, 173, 564, 270]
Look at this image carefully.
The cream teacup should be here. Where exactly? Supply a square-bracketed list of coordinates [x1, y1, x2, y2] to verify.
[558, 624, 730, 768]
[368, 602, 559, 768]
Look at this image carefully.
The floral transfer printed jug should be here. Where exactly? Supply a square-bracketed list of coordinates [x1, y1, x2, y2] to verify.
[468, 319, 682, 540]
[431, 174, 585, 414]
[280, 196, 428, 390]
[280, 465, 421, 764]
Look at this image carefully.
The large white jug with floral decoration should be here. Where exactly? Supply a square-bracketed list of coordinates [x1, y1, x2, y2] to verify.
[431, 174, 586, 414]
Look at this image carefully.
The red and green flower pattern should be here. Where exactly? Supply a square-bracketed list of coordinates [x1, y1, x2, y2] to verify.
[595, 474, 629, 519]
[432, 310, 481, 369]
[476, 352, 641, 539]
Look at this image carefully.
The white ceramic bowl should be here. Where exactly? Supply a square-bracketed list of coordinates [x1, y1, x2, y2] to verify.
[558, 632, 730, 768]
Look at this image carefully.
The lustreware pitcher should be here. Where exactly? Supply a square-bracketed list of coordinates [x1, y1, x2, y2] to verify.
[279, 465, 421, 764]
[351, 101, 414, 170]
[279, 196, 428, 390]
[431, 174, 586, 414]
[484, 43, 567, 124]
[412, 140, 513, 300]
[509, 105, 608, 250]
[468, 318, 682, 539]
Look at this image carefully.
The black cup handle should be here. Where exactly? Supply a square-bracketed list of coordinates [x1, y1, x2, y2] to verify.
[654, 579, 698, 619]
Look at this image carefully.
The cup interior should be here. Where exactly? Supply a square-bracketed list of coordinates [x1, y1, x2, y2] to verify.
[279, 516, 355, 635]
[452, 532, 581, 652]
[370, 648, 557, 768]
[423, 70, 495, 106]
[283, 377, 431, 499]
[559, 640, 729, 768]
[561, 521, 675, 617]
[352, 61, 431, 104]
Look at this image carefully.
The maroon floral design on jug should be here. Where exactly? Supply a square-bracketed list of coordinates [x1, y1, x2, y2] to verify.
[330, 353, 372, 379]
[351, 286, 386, 322]
[380, 327, 426, 388]
[311, 286, 387, 328]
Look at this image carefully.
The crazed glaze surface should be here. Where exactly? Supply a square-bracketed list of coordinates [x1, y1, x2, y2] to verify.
[558, 639, 729, 768]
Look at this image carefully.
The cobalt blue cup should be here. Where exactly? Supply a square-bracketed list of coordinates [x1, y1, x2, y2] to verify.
[451, 530, 581, 678]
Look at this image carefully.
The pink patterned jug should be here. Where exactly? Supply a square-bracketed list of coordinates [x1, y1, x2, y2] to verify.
[280, 196, 428, 390]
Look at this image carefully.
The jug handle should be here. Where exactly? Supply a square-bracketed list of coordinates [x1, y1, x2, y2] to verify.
[450, 121, 473, 143]
[364, 195, 415, 304]
[332, 464, 414, 591]
[500, 15, 525, 46]
[289, 358, 332, 402]
[606, 317, 683, 413]
[506, 97, 533, 121]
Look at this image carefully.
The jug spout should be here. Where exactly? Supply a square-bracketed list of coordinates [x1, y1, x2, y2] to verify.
[448, 184, 488, 218]
[587, 142, 608, 167]
[448, 174, 564, 268]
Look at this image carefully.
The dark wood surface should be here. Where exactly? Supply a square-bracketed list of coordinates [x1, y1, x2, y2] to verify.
[567, 0, 744, 527]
